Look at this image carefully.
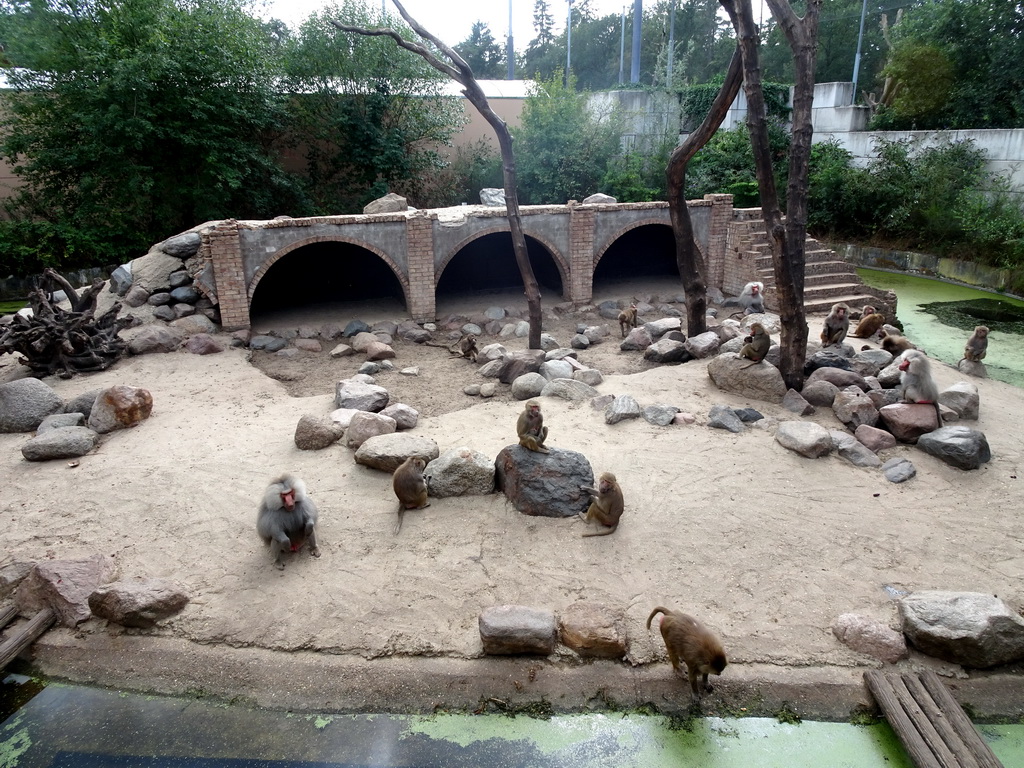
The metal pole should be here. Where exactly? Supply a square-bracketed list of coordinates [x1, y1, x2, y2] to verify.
[507, 0, 514, 79]
[619, 6, 626, 84]
[566, 0, 573, 80]
[852, 0, 868, 99]
[630, 0, 642, 83]
[667, 0, 676, 84]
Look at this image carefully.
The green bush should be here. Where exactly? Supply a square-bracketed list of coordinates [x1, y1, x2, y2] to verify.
[686, 121, 791, 207]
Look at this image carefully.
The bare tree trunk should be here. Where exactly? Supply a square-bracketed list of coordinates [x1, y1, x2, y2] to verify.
[666, 48, 743, 337]
[332, 1, 543, 349]
[720, 0, 818, 391]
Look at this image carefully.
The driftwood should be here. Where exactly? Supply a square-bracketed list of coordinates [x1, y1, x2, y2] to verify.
[0, 268, 131, 378]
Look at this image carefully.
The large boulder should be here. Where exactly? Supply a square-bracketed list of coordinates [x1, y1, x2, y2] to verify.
[559, 603, 628, 659]
[916, 426, 991, 470]
[899, 591, 1024, 668]
[127, 324, 186, 355]
[0, 378, 63, 433]
[706, 353, 787, 403]
[354, 433, 440, 472]
[425, 447, 495, 497]
[88, 578, 189, 628]
[479, 605, 556, 655]
[87, 385, 153, 434]
[363, 192, 408, 214]
[15, 554, 117, 627]
[21, 426, 100, 461]
[335, 379, 389, 412]
[775, 421, 833, 458]
[494, 445, 593, 517]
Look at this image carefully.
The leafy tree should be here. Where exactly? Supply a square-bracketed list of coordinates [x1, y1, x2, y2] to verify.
[523, 0, 558, 79]
[686, 120, 791, 206]
[282, 1, 462, 213]
[0, 0, 304, 273]
[876, 0, 1024, 129]
[455, 21, 506, 79]
[512, 73, 622, 204]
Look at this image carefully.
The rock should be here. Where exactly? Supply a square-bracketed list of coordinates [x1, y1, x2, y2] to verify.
[128, 324, 186, 355]
[573, 369, 603, 387]
[109, 264, 133, 295]
[939, 381, 980, 421]
[619, 326, 653, 351]
[343, 320, 372, 337]
[183, 333, 225, 355]
[571, 334, 590, 349]
[169, 270, 191, 289]
[350, 331, 378, 353]
[344, 411, 398, 449]
[88, 578, 189, 628]
[494, 445, 593, 517]
[321, 323, 344, 340]
[15, 554, 117, 627]
[130, 251, 183, 292]
[479, 605, 556, 655]
[642, 405, 679, 426]
[63, 390, 101, 419]
[832, 613, 908, 663]
[782, 389, 815, 416]
[804, 366, 869, 391]
[293, 338, 322, 353]
[462, 323, 483, 337]
[354, 433, 440, 472]
[707, 404, 745, 433]
[854, 424, 897, 452]
[497, 350, 545, 384]
[380, 403, 419, 430]
[21, 426, 100, 461]
[334, 379, 389, 412]
[484, 306, 506, 320]
[881, 457, 916, 483]
[706, 353, 787, 403]
[168, 313, 217, 335]
[425, 447, 495, 497]
[170, 285, 199, 304]
[644, 339, 689, 363]
[147, 292, 172, 306]
[0, 561, 34, 600]
[958, 359, 988, 378]
[643, 318, 682, 338]
[829, 431, 882, 468]
[399, 367, 419, 377]
[673, 412, 696, 425]
[365, 341, 396, 361]
[479, 383, 498, 397]
[151, 305, 175, 321]
[328, 408, 361, 428]
[878, 403, 941, 443]
[733, 407, 763, 423]
[801, 380, 840, 407]
[37, 412, 84, 433]
[540, 378, 599, 402]
[124, 284, 150, 308]
[832, 390, 879, 429]
[683, 331, 721, 359]
[87, 385, 153, 434]
[775, 421, 833, 458]
[249, 335, 287, 352]
[804, 349, 853, 374]
[478, 343, 507, 362]
[511, 372, 547, 400]
[582, 193, 617, 204]
[539, 360, 574, 381]
[605, 394, 641, 424]
[0, 378, 64, 433]
[330, 344, 355, 358]
[479, 188, 506, 207]
[363, 192, 408, 214]
[916, 426, 991, 470]
[559, 603, 627, 659]
[899, 591, 1024, 668]
[159, 231, 201, 258]
[294, 414, 345, 450]
[464, 384, 481, 396]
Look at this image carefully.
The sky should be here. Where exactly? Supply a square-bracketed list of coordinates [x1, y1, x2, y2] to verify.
[256, 0, 639, 52]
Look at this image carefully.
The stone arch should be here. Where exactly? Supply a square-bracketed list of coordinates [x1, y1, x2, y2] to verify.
[436, 225, 570, 293]
[593, 218, 703, 270]
[248, 234, 410, 309]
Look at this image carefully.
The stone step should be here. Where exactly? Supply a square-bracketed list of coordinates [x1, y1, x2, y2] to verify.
[805, 271, 860, 287]
[804, 293, 882, 315]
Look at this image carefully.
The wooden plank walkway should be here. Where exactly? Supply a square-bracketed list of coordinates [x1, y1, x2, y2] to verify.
[0, 606, 56, 670]
[865, 670, 1004, 768]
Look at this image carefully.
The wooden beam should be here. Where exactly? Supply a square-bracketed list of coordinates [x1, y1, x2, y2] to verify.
[0, 608, 56, 669]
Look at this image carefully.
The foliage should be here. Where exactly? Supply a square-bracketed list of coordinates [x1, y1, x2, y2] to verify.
[0, 0, 306, 272]
[874, 0, 1024, 130]
[425, 139, 503, 207]
[455, 21, 506, 80]
[686, 120, 791, 207]
[511, 73, 623, 204]
[601, 149, 669, 202]
[282, 1, 463, 213]
[805, 136, 1024, 270]
[681, 81, 789, 131]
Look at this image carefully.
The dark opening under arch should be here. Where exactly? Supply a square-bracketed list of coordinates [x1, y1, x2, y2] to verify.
[593, 224, 678, 286]
[436, 233, 563, 297]
[249, 241, 405, 317]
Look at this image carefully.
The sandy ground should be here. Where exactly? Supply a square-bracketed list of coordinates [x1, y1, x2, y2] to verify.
[2, 277, 1024, 718]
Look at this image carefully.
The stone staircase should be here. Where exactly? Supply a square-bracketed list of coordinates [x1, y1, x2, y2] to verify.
[740, 220, 894, 315]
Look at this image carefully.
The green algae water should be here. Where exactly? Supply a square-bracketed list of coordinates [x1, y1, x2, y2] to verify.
[2, 678, 1023, 768]
[857, 268, 1024, 388]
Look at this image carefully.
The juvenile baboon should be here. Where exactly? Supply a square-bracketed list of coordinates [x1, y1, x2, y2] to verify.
[392, 456, 429, 534]
[256, 473, 321, 570]
[962, 326, 989, 363]
[618, 305, 639, 337]
[820, 302, 850, 346]
[517, 400, 549, 453]
[850, 307, 885, 339]
[647, 607, 727, 702]
[739, 322, 770, 363]
[881, 332, 915, 356]
[452, 333, 479, 363]
[899, 349, 942, 426]
[578, 472, 624, 537]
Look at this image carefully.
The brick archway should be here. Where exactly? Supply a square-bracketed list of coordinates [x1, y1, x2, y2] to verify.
[436, 225, 570, 297]
[593, 219, 703, 270]
[248, 234, 411, 310]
